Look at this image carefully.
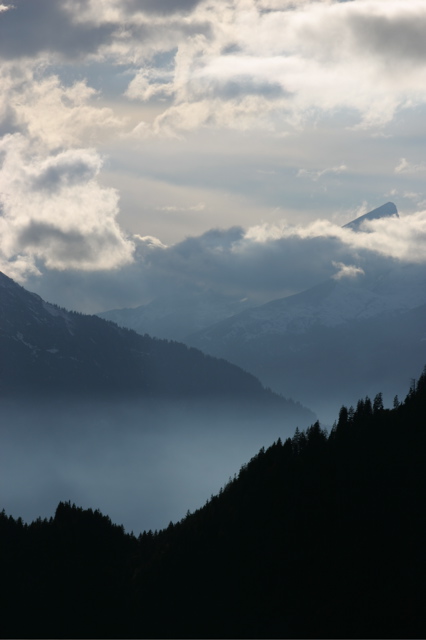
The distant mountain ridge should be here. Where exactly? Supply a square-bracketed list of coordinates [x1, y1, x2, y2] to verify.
[187, 204, 426, 419]
[0, 271, 314, 425]
[98, 287, 253, 342]
[91, 202, 426, 419]
[97, 202, 401, 342]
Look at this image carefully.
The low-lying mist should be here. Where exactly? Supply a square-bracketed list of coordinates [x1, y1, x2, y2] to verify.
[0, 398, 310, 534]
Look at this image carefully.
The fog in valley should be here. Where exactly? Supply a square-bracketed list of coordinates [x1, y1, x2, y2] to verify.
[0, 398, 309, 533]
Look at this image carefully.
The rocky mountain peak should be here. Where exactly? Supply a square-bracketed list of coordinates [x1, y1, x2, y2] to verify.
[343, 202, 398, 230]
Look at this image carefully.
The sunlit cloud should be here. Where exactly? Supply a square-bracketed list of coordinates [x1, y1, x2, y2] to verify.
[0, 135, 134, 278]
[121, 0, 426, 135]
[244, 209, 426, 263]
[2, 0, 426, 308]
[332, 261, 365, 281]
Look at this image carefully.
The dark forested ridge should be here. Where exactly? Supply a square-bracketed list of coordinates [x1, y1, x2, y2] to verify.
[0, 270, 311, 423]
[2, 369, 426, 638]
[0, 269, 261, 398]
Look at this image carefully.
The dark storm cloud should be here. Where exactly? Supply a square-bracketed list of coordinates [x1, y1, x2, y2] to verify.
[150, 228, 348, 296]
[32, 158, 97, 193]
[0, 104, 20, 137]
[18, 222, 123, 264]
[202, 76, 286, 100]
[19, 223, 96, 261]
[348, 11, 426, 64]
[0, 0, 115, 59]
[22, 226, 345, 313]
[23, 216, 412, 316]
[125, 0, 202, 15]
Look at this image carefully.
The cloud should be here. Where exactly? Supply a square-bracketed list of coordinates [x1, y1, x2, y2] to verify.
[144, 208, 426, 297]
[2, 0, 426, 313]
[31, 149, 101, 192]
[20, 204, 426, 315]
[0, 63, 122, 149]
[118, 0, 426, 136]
[297, 164, 347, 182]
[134, 235, 168, 250]
[3, 0, 426, 137]
[125, 0, 203, 14]
[245, 209, 426, 263]
[0, 0, 116, 60]
[0, 135, 134, 277]
[395, 158, 426, 175]
[332, 261, 365, 280]
[125, 69, 175, 102]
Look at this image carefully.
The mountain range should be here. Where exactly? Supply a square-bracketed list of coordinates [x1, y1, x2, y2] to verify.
[97, 202, 426, 420]
[0, 269, 318, 534]
[0, 269, 314, 417]
[188, 258, 426, 420]
[1, 200, 426, 638]
[99, 286, 254, 342]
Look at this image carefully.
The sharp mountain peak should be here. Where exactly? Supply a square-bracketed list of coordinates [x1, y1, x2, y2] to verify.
[343, 202, 398, 230]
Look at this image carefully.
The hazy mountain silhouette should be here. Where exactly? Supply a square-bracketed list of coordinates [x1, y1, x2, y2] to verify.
[94, 202, 422, 420]
[1, 269, 317, 536]
[97, 202, 400, 343]
[188, 204, 426, 420]
[98, 285, 253, 341]
[0, 270, 314, 420]
[2, 366, 425, 638]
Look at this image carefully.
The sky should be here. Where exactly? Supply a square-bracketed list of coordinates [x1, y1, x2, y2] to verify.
[1, 0, 426, 312]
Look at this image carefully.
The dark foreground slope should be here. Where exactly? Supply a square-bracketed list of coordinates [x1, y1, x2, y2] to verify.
[2, 370, 426, 638]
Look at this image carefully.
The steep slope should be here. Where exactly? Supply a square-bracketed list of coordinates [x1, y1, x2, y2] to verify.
[0, 270, 310, 418]
[2, 368, 426, 638]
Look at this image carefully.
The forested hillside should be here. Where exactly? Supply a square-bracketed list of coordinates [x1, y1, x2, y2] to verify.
[0, 270, 307, 416]
[2, 369, 426, 638]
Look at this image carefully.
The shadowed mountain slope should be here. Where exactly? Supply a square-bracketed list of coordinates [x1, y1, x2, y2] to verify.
[0, 271, 314, 422]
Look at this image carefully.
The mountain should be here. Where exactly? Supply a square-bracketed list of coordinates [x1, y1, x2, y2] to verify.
[342, 200, 398, 229]
[0, 270, 317, 537]
[2, 368, 426, 638]
[98, 202, 400, 343]
[187, 204, 426, 420]
[0, 270, 314, 417]
[98, 286, 254, 341]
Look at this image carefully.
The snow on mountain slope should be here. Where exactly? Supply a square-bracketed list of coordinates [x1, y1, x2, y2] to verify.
[98, 288, 253, 341]
[98, 202, 403, 343]
[188, 261, 426, 344]
[186, 203, 426, 420]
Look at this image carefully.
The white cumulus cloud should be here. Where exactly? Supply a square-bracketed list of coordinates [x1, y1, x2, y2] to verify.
[0, 135, 134, 278]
